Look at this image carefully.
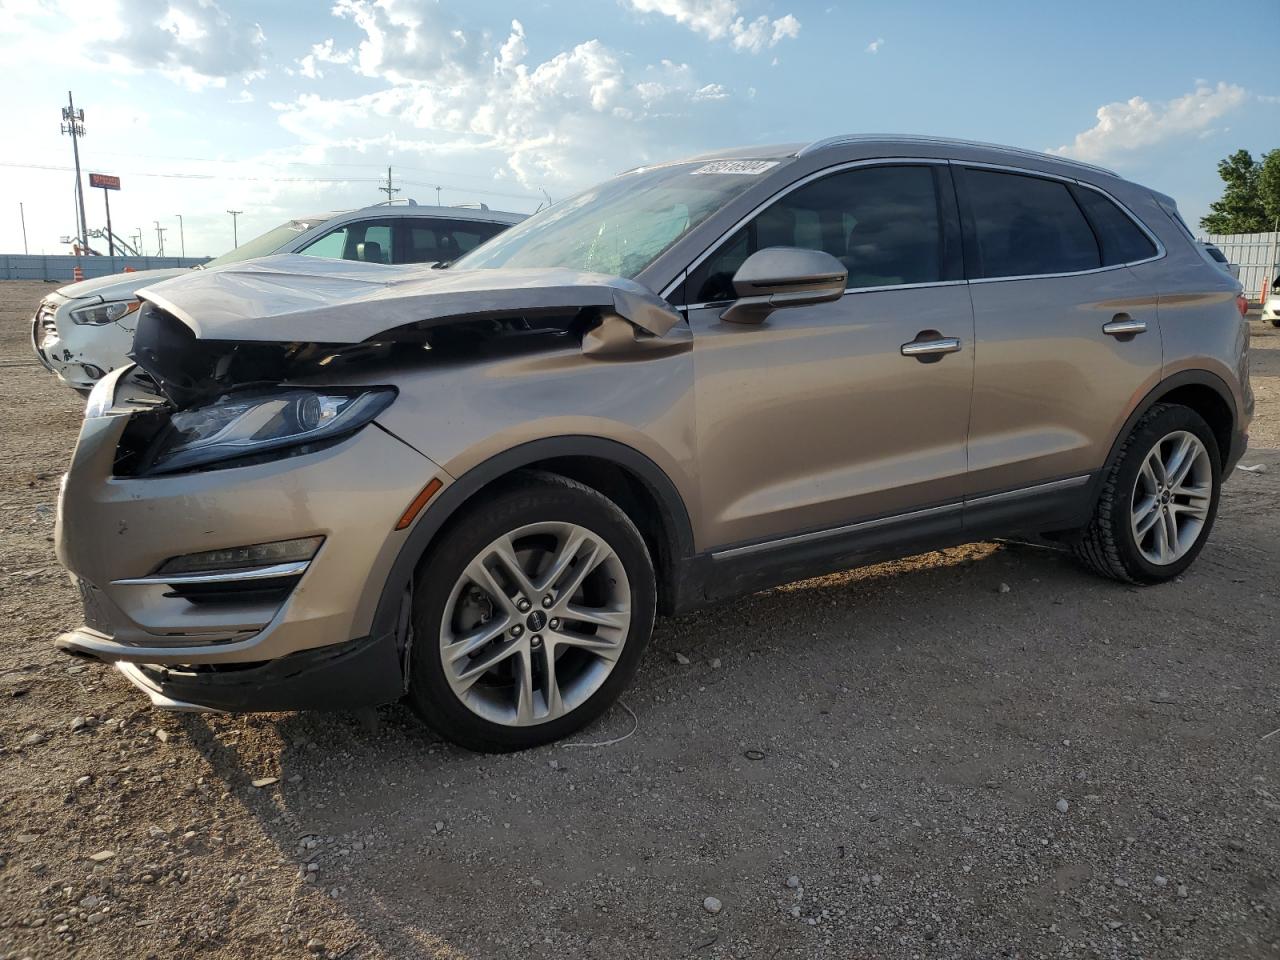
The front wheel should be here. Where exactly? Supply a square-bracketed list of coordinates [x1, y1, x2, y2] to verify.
[1073, 403, 1221, 584]
[407, 472, 655, 752]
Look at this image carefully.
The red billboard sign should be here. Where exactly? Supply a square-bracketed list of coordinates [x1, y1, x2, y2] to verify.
[89, 173, 121, 190]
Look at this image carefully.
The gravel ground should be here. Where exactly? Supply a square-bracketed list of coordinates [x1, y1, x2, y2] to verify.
[1, 278, 1278, 960]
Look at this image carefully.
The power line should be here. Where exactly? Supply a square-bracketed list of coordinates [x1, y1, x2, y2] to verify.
[0, 159, 543, 202]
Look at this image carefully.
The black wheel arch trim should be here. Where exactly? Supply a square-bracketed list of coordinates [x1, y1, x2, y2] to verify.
[1095, 369, 1239, 499]
[368, 435, 696, 675]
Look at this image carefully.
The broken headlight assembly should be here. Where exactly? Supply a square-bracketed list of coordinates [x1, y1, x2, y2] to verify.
[139, 386, 396, 476]
[70, 299, 141, 325]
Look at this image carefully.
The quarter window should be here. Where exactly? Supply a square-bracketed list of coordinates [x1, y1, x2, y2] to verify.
[688, 165, 944, 303]
[1072, 188, 1157, 265]
[963, 169, 1100, 278]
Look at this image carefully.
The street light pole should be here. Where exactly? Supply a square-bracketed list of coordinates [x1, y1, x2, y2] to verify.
[227, 209, 242, 247]
[19, 202, 28, 255]
[176, 214, 185, 258]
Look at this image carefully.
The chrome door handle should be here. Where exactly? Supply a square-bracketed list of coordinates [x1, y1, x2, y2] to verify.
[901, 337, 961, 358]
[1102, 317, 1147, 337]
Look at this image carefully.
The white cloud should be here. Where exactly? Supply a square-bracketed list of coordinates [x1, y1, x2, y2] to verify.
[1052, 81, 1248, 162]
[622, 0, 800, 54]
[272, 10, 740, 189]
[694, 82, 730, 101]
[865, 37, 883, 54]
[297, 38, 355, 80]
[1, 0, 265, 89]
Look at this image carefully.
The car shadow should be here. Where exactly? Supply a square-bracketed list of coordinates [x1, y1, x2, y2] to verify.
[168, 537, 1126, 957]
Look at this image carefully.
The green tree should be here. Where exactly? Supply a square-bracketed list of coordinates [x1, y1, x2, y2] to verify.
[1200, 148, 1280, 234]
[1259, 149, 1280, 227]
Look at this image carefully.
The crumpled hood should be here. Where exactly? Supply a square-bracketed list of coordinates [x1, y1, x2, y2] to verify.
[138, 254, 681, 342]
[58, 267, 191, 302]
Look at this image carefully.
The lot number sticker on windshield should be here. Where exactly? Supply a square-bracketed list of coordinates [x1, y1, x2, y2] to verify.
[691, 160, 780, 176]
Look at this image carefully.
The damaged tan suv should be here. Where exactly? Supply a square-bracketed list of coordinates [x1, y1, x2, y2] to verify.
[55, 136, 1253, 751]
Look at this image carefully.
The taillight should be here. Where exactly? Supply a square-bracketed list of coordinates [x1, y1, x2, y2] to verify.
[1236, 294, 1249, 318]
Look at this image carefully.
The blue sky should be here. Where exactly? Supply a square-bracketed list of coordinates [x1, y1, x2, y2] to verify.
[2, 0, 1277, 257]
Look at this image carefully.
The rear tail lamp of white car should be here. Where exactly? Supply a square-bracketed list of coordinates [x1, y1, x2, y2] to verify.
[138, 386, 396, 476]
[70, 299, 141, 325]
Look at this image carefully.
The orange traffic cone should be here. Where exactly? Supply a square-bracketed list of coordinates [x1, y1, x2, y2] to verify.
[123, 266, 136, 273]
[73, 265, 84, 282]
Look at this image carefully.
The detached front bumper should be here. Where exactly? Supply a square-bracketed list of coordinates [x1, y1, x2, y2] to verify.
[55, 368, 449, 711]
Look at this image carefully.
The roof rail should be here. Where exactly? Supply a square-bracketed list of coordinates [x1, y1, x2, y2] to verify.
[372, 198, 419, 207]
[796, 134, 1118, 178]
[450, 202, 491, 211]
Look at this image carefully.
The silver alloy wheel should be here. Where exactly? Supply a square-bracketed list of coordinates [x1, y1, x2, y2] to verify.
[439, 521, 631, 726]
[1130, 430, 1213, 566]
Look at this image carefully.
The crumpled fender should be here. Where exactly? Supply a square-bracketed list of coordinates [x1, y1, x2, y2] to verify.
[137, 254, 682, 342]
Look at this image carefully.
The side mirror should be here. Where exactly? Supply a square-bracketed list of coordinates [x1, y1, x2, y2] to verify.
[720, 247, 848, 325]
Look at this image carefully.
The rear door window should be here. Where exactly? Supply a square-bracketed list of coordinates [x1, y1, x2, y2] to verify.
[962, 169, 1100, 278]
[401, 219, 508, 264]
[688, 164, 945, 303]
[1072, 187, 1157, 265]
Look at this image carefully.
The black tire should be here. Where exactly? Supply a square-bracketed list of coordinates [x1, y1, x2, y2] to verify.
[1073, 403, 1222, 584]
[407, 471, 655, 752]
[1271, 319, 1280, 328]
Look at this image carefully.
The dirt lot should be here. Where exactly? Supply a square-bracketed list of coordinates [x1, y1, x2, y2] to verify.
[0, 278, 1277, 960]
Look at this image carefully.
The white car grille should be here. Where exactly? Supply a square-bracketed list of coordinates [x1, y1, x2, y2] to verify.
[39, 305, 57, 340]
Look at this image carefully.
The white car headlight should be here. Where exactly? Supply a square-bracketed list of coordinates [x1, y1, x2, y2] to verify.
[69, 299, 141, 325]
[140, 386, 396, 476]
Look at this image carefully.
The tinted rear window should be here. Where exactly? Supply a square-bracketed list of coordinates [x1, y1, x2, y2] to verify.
[964, 169, 1100, 278]
[1073, 188, 1157, 265]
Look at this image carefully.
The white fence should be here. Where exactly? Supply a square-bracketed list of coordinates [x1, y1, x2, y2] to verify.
[1202, 232, 1279, 304]
[0, 254, 209, 283]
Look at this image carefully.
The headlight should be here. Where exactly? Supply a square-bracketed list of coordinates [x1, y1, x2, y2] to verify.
[69, 299, 142, 325]
[140, 386, 396, 476]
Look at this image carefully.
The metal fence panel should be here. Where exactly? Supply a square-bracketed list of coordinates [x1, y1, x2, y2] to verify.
[0, 254, 210, 283]
[1202, 233, 1279, 304]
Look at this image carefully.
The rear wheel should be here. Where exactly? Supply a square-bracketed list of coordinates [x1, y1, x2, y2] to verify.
[1073, 403, 1221, 584]
[407, 472, 655, 752]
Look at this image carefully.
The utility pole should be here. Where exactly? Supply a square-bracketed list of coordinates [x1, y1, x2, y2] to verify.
[378, 166, 399, 203]
[435, 185, 442, 206]
[60, 91, 88, 251]
[154, 221, 167, 257]
[175, 214, 185, 258]
[19, 203, 28, 255]
[227, 209, 242, 247]
[133, 229, 144, 256]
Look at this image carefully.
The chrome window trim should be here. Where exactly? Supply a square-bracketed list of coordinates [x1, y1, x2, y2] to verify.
[661, 156, 951, 303]
[682, 278, 969, 313]
[664, 156, 1167, 304]
[953, 161, 1167, 282]
[796, 134, 1120, 178]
